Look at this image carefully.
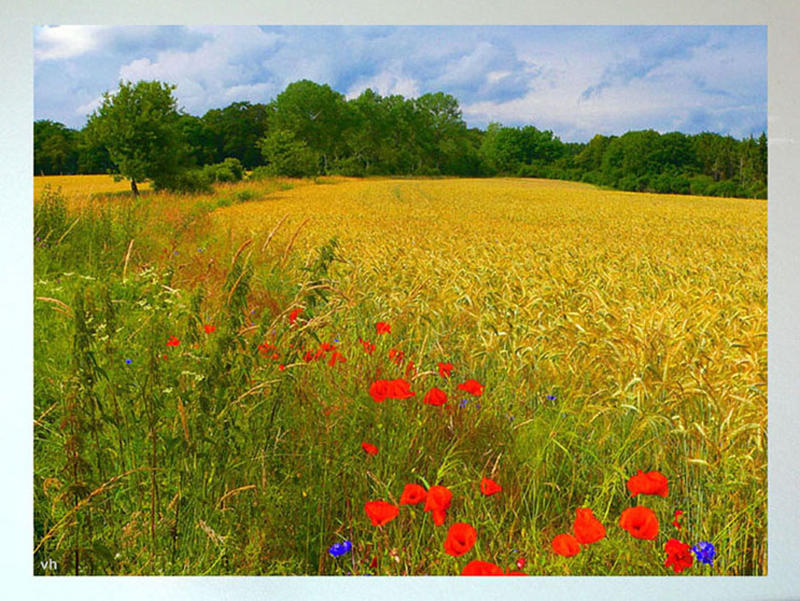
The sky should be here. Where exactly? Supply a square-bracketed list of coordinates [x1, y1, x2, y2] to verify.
[33, 25, 767, 143]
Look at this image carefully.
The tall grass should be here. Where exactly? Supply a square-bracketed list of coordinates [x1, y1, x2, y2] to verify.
[33, 176, 766, 575]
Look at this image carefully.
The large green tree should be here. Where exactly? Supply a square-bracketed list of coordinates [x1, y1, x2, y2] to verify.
[85, 80, 185, 196]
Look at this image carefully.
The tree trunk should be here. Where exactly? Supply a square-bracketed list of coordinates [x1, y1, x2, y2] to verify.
[131, 179, 139, 198]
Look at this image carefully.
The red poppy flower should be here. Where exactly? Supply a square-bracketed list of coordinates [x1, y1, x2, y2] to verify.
[278, 364, 285, 371]
[388, 348, 405, 366]
[399, 483, 427, 505]
[328, 351, 346, 366]
[515, 557, 526, 570]
[203, 324, 216, 334]
[480, 477, 502, 496]
[444, 522, 477, 557]
[258, 342, 275, 356]
[457, 379, 484, 396]
[664, 538, 694, 573]
[303, 351, 314, 362]
[376, 321, 391, 334]
[626, 470, 669, 498]
[551, 533, 581, 557]
[461, 560, 504, 576]
[387, 378, 415, 399]
[619, 506, 660, 540]
[166, 336, 180, 347]
[405, 360, 416, 378]
[423, 485, 452, 525]
[672, 510, 683, 530]
[361, 442, 379, 456]
[573, 507, 606, 545]
[289, 308, 302, 325]
[320, 342, 336, 352]
[364, 500, 399, 526]
[359, 338, 375, 354]
[438, 362, 454, 378]
[505, 570, 528, 576]
[369, 379, 390, 403]
[423, 387, 447, 406]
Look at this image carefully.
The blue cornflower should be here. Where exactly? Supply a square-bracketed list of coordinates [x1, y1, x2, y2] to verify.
[546, 394, 557, 401]
[125, 359, 132, 365]
[328, 540, 352, 558]
[691, 541, 716, 565]
[459, 398, 469, 408]
[475, 403, 481, 410]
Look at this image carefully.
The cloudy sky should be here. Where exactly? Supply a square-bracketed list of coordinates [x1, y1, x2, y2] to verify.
[33, 25, 766, 142]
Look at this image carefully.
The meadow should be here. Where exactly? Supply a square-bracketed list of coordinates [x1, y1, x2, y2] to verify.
[33, 175, 766, 576]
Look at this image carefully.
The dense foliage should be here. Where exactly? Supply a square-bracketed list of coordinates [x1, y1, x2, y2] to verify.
[36, 79, 767, 198]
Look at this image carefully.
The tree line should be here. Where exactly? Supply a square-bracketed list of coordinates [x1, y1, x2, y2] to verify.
[34, 79, 767, 199]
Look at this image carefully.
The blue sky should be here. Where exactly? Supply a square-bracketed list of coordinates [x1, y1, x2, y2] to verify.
[33, 25, 766, 142]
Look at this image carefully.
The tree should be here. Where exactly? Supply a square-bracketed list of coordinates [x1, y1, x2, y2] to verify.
[34, 120, 79, 175]
[85, 80, 185, 196]
[201, 101, 272, 168]
[271, 80, 347, 172]
[257, 129, 318, 177]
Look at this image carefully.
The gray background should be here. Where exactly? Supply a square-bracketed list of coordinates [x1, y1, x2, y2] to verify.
[4, 1, 798, 599]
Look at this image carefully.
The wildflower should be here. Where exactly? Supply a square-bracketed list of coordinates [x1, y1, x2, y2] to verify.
[166, 336, 180, 347]
[376, 321, 391, 335]
[480, 477, 502, 496]
[461, 560, 504, 576]
[369, 379, 390, 403]
[459, 398, 469, 409]
[124, 359, 132, 365]
[289, 308, 302, 325]
[546, 394, 557, 401]
[364, 500, 399, 526]
[203, 324, 216, 334]
[328, 351, 346, 366]
[423, 387, 447, 407]
[444, 522, 477, 557]
[619, 506, 659, 540]
[361, 442, 379, 456]
[551, 533, 581, 557]
[423, 485, 452, 526]
[320, 342, 336, 352]
[387, 378, 415, 399]
[258, 342, 275, 356]
[278, 364, 285, 371]
[405, 360, 416, 378]
[435, 362, 454, 380]
[664, 539, 694, 573]
[328, 540, 352, 558]
[388, 348, 405, 366]
[626, 470, 669, 498]
[692, 541, 716, 566]
[515, 557, 526, 570]
[505, 570, 528, 576]
[457, 379, 484, 396]
[399, 483, 427, 505]
[359, 338, 375, 354]
[672, 510, 683, 530]
[573, 508, 606, 545]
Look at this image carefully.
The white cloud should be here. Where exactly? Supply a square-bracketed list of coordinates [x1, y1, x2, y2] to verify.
[347, 68, 420, 99]
[34, 25, 107, 61]
[117, 27, 282, 114]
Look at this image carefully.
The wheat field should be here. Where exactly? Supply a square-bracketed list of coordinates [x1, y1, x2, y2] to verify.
[33, 176, 766, 575]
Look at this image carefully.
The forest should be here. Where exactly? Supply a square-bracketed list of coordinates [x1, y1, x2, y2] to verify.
[34, 79, 767, 199]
